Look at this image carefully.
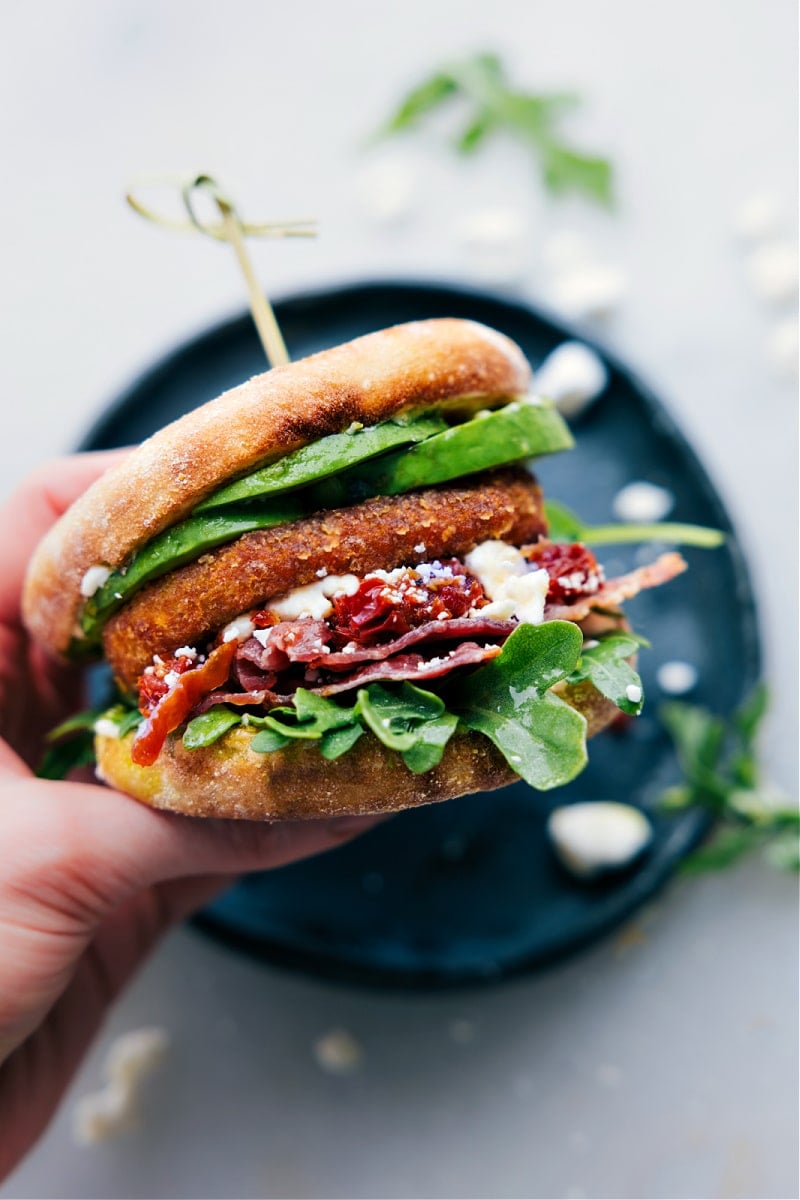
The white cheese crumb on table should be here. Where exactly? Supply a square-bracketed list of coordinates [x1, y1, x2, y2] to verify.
[72, 1027, 170, 1145]
[656, 660, 698, 695]
[733, 193, 783, 241]
[547, 802, 653, 880]
[313, 1029, 364, 1075]
[746, 240, 799, 304]
[532, 342, 608, 420]
[613, 481, 674, 523]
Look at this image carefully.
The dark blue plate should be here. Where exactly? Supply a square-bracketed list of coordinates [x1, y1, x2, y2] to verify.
[81, 280, 760, 989]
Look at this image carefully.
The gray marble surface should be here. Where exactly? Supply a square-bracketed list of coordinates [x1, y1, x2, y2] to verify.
[1, 2, 797, 1197]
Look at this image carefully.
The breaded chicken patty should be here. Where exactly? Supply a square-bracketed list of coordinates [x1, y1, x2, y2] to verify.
[104, 468, 547, 690]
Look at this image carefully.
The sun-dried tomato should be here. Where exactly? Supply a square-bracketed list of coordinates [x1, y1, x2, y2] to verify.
[131, 641, 237, 766]
[331, 560, 486, 646]
[525, 541, 604, 605]
[137, 652, 196, 715]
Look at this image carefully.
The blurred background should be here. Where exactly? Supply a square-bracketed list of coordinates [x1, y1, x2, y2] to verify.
[1, 2, 797, 1197]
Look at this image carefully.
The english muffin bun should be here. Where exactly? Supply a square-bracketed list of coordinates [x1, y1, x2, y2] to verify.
[95, 682, 620, 820]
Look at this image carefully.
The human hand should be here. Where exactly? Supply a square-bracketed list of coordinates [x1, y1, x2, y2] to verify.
[0, 453, 381, 1180]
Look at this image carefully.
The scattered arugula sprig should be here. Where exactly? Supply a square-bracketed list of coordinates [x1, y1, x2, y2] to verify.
[376, 52, 614, 206]
[545, 499, 725, 550]
[660, 684, 798, 872]
[35, 705, 141, 780]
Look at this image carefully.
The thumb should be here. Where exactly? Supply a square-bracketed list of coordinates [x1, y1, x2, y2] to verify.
[1, 776, 382, 935]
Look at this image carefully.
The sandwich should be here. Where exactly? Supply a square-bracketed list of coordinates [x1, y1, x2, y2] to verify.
[23, 319, 687, 819]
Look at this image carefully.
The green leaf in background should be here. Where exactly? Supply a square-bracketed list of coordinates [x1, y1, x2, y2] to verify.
[377, 52, 614, 206]
[183, 706, 241, 750]
[680, 826, 761, 874]
[660, 701, 728, 806]
[544, 499, 725, 549]
[456, 621, 588, 789]
[382, 72, 458, 134]
[660, 685, 799, 873]
[568, 633, 645, 715]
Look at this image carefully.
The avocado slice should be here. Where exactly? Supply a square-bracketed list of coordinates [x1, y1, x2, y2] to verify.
[312, 398, 572, 506]
[80, 501, 303, 641]
[194, 414, 447, 512]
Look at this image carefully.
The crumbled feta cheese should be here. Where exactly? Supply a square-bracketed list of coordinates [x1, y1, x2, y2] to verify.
[355, 151, 420, 225]
[173, 646, 197, 660]
[80, 565, 111, 598]
[746, 240, 799, 304]
[547, 802, 653, 879]
[613, 481, 674, 523]
[656, 660, 698, 695]
[222, 615, 256, 643]
[345, 421, 364, 434]
[625, 683, 643, 704]
[766, 318, 799, 379]
[72, 1027, 170, 1145]
[542, 229, 592, 269]
[252, 627, 273, 648]
[94, 717, 121, 740]
[313, 1029, 364, 1075]
[532, 342, 608, 420]
[315, 566, 329, 578]
[162, 671, 180, 689]
[456, 206, 530, 285]
[477, 598, 517, 621]
[464, 541, 549, 625]
[413, 543, 427, 555]
[733, 193, 783, 241]
[270, 574, 359, 620]
[551, 265, 627, 320]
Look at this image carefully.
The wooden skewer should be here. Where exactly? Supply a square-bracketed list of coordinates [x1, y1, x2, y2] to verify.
[125, 173, 318, 368]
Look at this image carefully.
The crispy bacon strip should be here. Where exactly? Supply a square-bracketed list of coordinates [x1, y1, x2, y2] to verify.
[545, 553, 687, 622]
[131, 641, 236, 766]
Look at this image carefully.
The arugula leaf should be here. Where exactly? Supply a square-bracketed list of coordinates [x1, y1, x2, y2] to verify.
[45, 708, 106, 741]
[660, 686, 798, 873]
[320, 723, 364, 760]
[381, 72, 458, 134]
[400, 713, 460, 774]
[660, 702, 728, 807]
[680, 826, 761, 874]
[117, 708, 144, 737]
[36, 734, 96, 780]
[249, 691, 361, 755]
[568, 634, 645, 715]
[545, 499, 725, 549]
[355, 682, 458, 771]
[183, 706, 241, 750]
[456, 622, 588, 789]
[250, 728, 292, 754]
[376, 53, 614, 206]
[356, 682, 445, 750]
